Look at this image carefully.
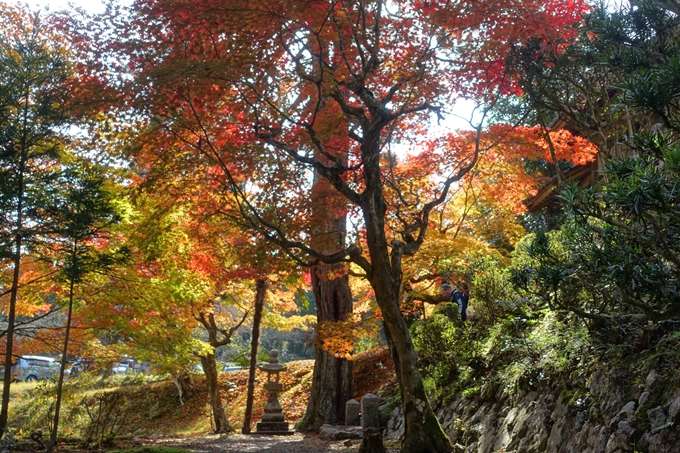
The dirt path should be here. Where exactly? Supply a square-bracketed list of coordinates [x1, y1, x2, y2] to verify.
[157, 433, 361, 453]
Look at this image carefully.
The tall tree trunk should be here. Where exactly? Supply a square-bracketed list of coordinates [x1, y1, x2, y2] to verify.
[0, 113, 28, 437]
[46, 255, 76, 453]
[361, 147, 453, 453]
[299, 166, 353, 430]
[196, 308, 248, 434]
[0, 232, 21, 436]
[200, 352, 232, 433]
[299, 264, 353, 430]
[242, 278, 267, 434]
[382, 299, 451, 452]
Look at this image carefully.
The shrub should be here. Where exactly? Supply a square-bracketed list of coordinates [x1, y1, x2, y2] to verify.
[411, 310, 480, 393]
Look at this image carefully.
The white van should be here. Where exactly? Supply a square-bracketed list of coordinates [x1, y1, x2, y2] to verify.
[9, 356, 60, 382]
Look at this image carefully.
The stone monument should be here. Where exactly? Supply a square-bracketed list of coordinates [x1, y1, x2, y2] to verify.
[361, 393, 380, 429]
[346, 399, 360, 426]
[255, 350, 294, 435]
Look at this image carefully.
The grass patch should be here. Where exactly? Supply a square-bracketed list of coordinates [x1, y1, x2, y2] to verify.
[3, 360, 319, 442]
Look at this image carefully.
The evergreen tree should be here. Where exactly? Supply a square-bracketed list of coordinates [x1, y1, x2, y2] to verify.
[0, 4, 75, 435]
[37, 161, 125, 453]
[511, 1, 680, 322]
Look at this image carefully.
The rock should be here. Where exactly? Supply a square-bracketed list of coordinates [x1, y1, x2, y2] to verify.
[374, 363, 680, 453]
[605, 422, 635, 453]
[589, 368, 607, 397]
[641, 431, 679, 453]
[638, 432, 651, 451]
[346, 399, 360, 426]
[639, 391, 650, 407]
[646, 369, 658, 387]
[442, 411, 454, 430]
[480, 382, 495, 400]
[319, 424, 363, 441]
[608, 401, 636, 429]
[384, 407, 403, 440]
[510, 406, 531, 439]
[605, 388, 627, 415]
[552, 397, 569, 421]
[492, 412, 515, 452]
[587, 425, 610, 453]
[514, 401, 550, 453]
[604, 433, 625, 453]
[474, 413, 497, 452]
[576, 411, 586, 432]
[647, 406, 668, 430]
[504, 407, 519, 431]
[546, 399, 571, 452]
[468, 405, 487, 426]
[617, 420, 634, 438]
[618, 401, 637, 416]
[668, 397, 680, 423]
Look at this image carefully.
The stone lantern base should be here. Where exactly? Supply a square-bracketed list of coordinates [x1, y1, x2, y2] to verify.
[255, 421, 292, 433]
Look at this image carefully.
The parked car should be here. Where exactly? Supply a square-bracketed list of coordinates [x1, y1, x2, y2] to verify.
[3, 356, 60, 382]
[222, 363, 244, 372]
[117, 357, 151, 374]
[67, 358, 95, 376]
[112, 362, 129, 375]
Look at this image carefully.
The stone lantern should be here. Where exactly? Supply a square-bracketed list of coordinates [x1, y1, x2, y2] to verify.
[255, 350, 293, 434]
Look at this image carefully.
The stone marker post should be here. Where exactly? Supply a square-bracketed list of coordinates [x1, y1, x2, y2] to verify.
[361, 393, 380, 430]
[346, 399, 360, 426]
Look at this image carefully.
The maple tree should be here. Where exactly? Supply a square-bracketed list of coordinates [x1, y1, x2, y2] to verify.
[401, 124, 597, 304]
[83, 198, 240, 432]
[92, 0, 592, 450]
[78, 167, 308, 433]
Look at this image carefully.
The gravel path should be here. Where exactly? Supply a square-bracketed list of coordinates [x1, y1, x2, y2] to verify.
[156, 433, 360, 453]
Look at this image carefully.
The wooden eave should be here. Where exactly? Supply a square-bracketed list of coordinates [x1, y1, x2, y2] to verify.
[525, 161, 598, 212]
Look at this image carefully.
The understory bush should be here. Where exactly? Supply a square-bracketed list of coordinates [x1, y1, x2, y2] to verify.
[411, 266, 592, 400]
[412, 261, 680, 407]
[411, 311, 480, 394]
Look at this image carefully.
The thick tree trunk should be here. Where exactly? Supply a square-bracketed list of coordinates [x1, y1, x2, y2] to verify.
[200, 353, 232, 433]
[242, 279, 267, 434]
[299, 263, 353, 430]
[299, 164, 353, 430]
[371, 271, 452, 453]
